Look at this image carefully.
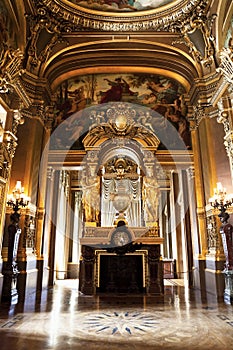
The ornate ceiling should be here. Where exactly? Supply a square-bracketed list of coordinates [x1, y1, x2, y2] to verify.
[27, 0, 213, 92]
[0, 0, 231, 123]
[66, 0, 176, 13]
[35, 0, 209, 32]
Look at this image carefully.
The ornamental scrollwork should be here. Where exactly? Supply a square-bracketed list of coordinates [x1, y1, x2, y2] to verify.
[217, 99, 230, 134]
[35, 0, 209, 33]
[191, 102, 208, 127]
[84, 103, 160, 148]
[0, 8, 27, 103]
[25, 215, 36, 252]
[216, 48, 233, 84]
[223, 133, 233, 182]
[0, 48, 30, 107]
[25, 3, 69, 73]
[171, 4, 216, 67]
[59, 170, 70, 197]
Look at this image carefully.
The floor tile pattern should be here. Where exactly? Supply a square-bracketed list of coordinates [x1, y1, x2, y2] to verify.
[0, 279, 233, 349]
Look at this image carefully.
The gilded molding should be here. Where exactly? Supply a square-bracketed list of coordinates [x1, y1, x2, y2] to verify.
[2, 131, 17, 161]
[222, 131, 233, 182]
[32, 0, 216, 72]
[216, 48, 233, 84]
[83, 103, 160, 149]
[191, 102, 208, 128]
[189, 72, 220, 127]
[0, 48, 31, 108]
[37, 208, 46, 220]
[217, 99, 230, 134]
[210, 49, 233, 107]
[196, 206, 206, 219]
[0, 112, 24, 171]
[35, 0, 208, 32]
[172, 7, 216, 67]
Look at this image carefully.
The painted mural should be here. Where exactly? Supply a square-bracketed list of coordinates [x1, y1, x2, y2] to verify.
[51, 73, 191, 150]
[68, 0, 175, 12]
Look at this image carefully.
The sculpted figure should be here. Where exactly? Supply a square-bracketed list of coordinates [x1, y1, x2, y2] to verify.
[142, 176, 159, 223]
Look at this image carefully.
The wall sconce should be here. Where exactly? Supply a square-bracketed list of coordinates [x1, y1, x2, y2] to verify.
[7, 181, 30, 217]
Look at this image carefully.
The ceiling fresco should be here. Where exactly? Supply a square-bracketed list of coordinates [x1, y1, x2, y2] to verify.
[51, 73, 191, 151]
[67, 0, 175, 12]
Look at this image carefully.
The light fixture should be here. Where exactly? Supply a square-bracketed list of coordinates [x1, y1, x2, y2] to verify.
[209, 182, 233, 303]
[209, 182, 233, 215]
[7, 181, 30, 215]
[2, 181, 30, 303]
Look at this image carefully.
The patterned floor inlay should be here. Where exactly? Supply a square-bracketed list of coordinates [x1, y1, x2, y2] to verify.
[0, 280, 233, 349]
[81, 311, 159, 336]
[2, 307, 231, 349]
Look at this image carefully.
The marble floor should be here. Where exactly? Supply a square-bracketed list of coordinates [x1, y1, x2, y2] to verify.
[0, 279, 233, 350]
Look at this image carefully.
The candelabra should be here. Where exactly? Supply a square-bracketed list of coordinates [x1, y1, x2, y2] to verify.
[209, 182, 233, 217]
[209, 182, 233, 304]
[7, 180, 30, 215]
[1, 181, 30, 303]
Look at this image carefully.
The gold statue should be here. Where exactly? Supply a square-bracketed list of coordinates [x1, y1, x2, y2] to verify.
[82, 175, 100, 223]
[142, 176, 160, 224]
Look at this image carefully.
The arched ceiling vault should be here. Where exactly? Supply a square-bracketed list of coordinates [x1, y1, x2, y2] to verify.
[43, 40, 200, 92]
[0, 0, 219, 114]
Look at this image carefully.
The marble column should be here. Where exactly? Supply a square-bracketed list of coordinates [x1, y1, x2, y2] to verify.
[67, 191, 82, 279]
[189, 121, 208, 292]
[54, 170, 70, 280]
[35, 127, 51, 259]
[169, 171, 182, 277]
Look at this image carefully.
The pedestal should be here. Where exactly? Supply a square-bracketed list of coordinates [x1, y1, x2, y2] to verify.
[1, 264, 19, 304]
[79, 243, 163, 295]
[1, 223, 21, 303]
[223, 270, 233, 304]
[219, 214, 233, 303]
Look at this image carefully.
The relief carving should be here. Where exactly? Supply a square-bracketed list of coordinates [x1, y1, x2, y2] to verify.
[206, 215, 219, 253]
[84, 103, 160, 149]
[24, 215, 36, 252]
[36, 0, 206, 33]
